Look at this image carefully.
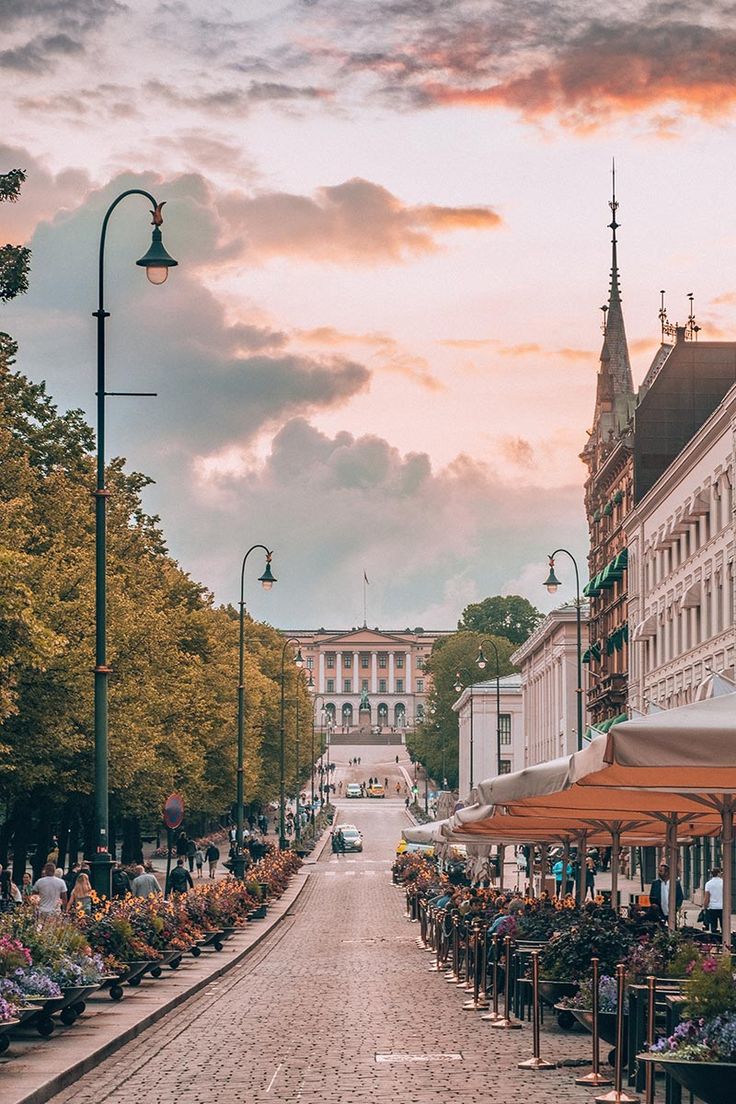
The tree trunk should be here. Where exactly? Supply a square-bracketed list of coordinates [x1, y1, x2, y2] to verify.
[121, 817, 143, 864]
[11, 799, 31, 885]
[32, 799, 53, 880]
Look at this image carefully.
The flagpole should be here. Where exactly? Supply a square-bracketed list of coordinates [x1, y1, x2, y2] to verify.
[363, 573, 367, 627]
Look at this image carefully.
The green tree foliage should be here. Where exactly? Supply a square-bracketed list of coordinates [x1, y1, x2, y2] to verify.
[406, 630, 516, 790]
[0, 168, 31, 303]
[458, 594, 543, 646]
[0, 339, 312, 869]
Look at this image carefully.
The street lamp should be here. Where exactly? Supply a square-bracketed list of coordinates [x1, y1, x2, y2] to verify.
[233, 546, 276, 880]
[476, 639, 503, 777]
[279, 637, 303, 850]
[92, 191, 177, 898]
[544, 549, 584, 751]
[454, 672, 475, 791]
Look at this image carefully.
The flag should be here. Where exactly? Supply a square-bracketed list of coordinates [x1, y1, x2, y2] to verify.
[363, 570, 369, 584]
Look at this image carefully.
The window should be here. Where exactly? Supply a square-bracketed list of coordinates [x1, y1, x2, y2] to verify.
[361, 679, 369, 692]
[326, 653, 335, 669]
[499, 714, 512, 745]
[343, 654, 352, 669]
[396, 678, 404, 692]
[416, 704, 424, 720]
[499, 759, 511, 774]
[378, 653, 387, 669]
[361, 654, 369, 669]
[306, 657, 314, 670]
[416, 658, 425, 671]
[379, 678, 387, 693]
[416, 679, 424, 693]
[343, 679, 352, 693]
[396, 654, 404, 669]
[326, 678, 335, 693]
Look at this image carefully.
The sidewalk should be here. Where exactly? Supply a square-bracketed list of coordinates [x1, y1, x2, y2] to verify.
[0, 858, 319, 1104]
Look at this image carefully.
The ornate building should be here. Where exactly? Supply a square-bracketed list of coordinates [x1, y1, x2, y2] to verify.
[579, 179, 636, 729]
[282, 625, 451, 737]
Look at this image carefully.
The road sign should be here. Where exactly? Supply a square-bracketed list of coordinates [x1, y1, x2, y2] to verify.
[163, 792, 184, 830]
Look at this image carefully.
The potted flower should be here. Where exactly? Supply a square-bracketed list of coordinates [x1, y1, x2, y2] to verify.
[538, 910, 634, 1008]
[639, 954, 736, 1104]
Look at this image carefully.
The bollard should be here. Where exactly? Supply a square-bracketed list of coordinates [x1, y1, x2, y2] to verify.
[429, 908, 445, 972]
[518, 950, 554, 1068]
[644, 976, 656, 1104]
[404, 889, 411, 919]
[455, 921, 468, 987]
[576, 957, 613, 1086]
[480, 933, 501, 1020]
[594, 963, 639, 1103]
[491, 935, 522, 1029]
[446, 913, 460, 981]
[463, 919, 490, 1010]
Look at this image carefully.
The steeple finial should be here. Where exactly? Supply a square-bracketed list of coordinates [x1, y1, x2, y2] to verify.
[608, 159, 621, 302]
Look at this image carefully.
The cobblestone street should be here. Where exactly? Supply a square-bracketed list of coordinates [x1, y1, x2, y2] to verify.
[49, 747, 594, 1104]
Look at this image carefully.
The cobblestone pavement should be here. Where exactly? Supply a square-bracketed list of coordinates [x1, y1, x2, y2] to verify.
[50, 745, 596, 1104]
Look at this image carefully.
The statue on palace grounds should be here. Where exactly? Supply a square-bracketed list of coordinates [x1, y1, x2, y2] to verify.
[359, 687, 370, 711]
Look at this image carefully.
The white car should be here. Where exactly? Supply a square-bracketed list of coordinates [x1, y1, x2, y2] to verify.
[346, 782, 362, 798]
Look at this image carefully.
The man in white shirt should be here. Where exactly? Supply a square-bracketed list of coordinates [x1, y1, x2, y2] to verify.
[703, 867, 724, 932]
[32, 863, 68, 914]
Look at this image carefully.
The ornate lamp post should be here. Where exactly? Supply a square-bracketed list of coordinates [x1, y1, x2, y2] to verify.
[454, 672, 474, 790]
[233, 546, 275, 880]
[279, 638, 303, 849]
[91, 191, 177, 898]
[544, 549, 584, 751]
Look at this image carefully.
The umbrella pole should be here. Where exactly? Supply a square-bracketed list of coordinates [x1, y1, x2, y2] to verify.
[722, 799, 733, 951]
[578, 831, 588, 910]
[666, 817, 678, 931]
[562, 839, 570, 900]
[610, 828, 620, 912]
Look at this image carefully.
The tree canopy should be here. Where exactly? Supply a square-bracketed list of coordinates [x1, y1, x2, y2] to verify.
[0, 169, 31, 303]
[458, 594, 543, 646]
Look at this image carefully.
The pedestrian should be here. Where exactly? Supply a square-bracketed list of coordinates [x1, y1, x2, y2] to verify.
[194, 846, 205, 879]
[131, 864, 161, 896]
[205, 842, 220, 879]
[395, 783, 401, 794]
[404, 795, 410, 809]
[649, 862, 683, 921]
[585, 857, 597, 901]
[68, 872, 93, 914]
[185, 836, 197, 872]
[168, 857, 194, 894]
[0, 870, 20, 911]
[384, 776, 388, 788]
[176, 830, 188, 857]
[334, 829, 346, 857]
[32, 862, 68, 914]
[21, 872, 33, 899]
[111, 862, 131, 898]
[63, 862, 81, 894]
[703, 867, 723, 932]
[358, 757, 361, 765]
[395, 755, 399, 764]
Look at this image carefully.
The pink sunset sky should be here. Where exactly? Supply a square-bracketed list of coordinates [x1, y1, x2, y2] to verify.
[3, 0, 736, 628]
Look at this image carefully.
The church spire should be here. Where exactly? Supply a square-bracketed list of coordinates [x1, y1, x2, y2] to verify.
[593, 161, 634, 433]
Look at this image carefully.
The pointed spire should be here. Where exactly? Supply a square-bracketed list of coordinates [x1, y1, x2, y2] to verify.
[608, 158, 621, 303]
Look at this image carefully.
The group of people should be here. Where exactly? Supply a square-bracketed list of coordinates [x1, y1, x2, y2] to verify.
[175, 832, 221, 878]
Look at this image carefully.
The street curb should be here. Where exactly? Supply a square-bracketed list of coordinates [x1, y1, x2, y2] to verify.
[12, 872, 311, 1104]
[303, 821, 333, 864]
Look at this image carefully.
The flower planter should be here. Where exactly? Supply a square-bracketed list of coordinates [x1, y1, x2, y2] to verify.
[0, 1019, 20, 1055]
[637, 1055, 736, 1104]
[99, 975, 125, 1001]
[122, 960, 157, 987]
[45, 984, 100, 1026]
[538, 979, 579, 1009]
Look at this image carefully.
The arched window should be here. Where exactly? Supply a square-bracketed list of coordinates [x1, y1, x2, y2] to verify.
[342, 702, 353, 727]
[394, 703, 406, 727]
[324, 703, 336, 724]
[416, 704, 424, 721]
[377, 703, 388, 727]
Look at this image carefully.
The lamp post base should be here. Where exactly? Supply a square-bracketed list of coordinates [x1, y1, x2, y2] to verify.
[230, 854, 247, 881]
[279, 836, 288, 851]
[90, 851, 113, 898]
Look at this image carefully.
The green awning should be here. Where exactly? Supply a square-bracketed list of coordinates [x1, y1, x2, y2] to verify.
[591, 711, 628, 735]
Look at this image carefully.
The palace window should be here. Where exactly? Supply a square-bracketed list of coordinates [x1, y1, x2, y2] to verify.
[361, 654, 370, 669]
[343, 654, 352, 669]
[326, 678, 335, 693]
[396, 678, 404, 693]
[378, 653, 388, 668]
[416, 679, 424, 693]
[343, 679, 352, 693]
[379, 678, 387, 693]
[499, 714, 512, 745]
[326, 653, 335, 669]
[396, 654, 404, 669]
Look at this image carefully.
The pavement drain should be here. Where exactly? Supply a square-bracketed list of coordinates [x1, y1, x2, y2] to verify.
[375, 1053, 463, 1063]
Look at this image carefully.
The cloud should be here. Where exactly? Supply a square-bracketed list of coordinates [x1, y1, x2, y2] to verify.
[0, 33, 83, 73]
[219, 177, 500, 264]
[1, 0, 123, 74]
[293, 326, 441, 389]
[0, 144, 91, 242]
[187, 418, 586, 626]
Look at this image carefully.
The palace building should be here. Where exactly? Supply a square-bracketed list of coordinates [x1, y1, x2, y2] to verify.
[282, 625, 452, 737]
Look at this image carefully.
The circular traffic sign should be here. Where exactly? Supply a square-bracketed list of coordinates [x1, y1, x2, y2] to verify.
[163, 792, 184, 830]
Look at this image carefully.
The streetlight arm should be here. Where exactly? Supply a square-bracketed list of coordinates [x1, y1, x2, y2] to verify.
[547, 547, 584, 751]
[239, 544, 272, 608]
[548, 548, 581, 600]
[98, 189, 160, 312]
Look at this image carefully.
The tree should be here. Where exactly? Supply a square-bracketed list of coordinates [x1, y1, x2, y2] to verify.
[0, 169, 31, 303]
[458, 594, 542, 646]
[406, 630, 516, 791]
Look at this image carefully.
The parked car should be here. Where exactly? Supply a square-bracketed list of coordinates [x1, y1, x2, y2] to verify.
[368, 784, 385, 798]
[339, 827, 363, 852]
[346, 782, 362, 798]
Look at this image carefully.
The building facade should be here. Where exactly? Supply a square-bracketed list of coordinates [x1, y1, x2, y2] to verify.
[284, 626, 451, 734]
[453, 674, 523, 797]
[627, 382, 736, 711]
[511, 603, 589, 766]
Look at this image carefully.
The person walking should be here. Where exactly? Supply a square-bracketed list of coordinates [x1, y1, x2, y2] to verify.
[21, 872, 33, 900]
[585, 856, 597, 901]
[168, 857, 194, 894]
[68, 872, 93, 914]
[186, 837, 197, 872]
[176, 830, 188, 858]
[32, 863, 68, 914]
[63, 863, 81, 895]
[703, 867, 724, 932]
[194, 846, 205, 879]
[131, 865, 161, 897]
[650, 862, 683, 921]
[205, 842, 220, 879]
[111, 863, 131, 898]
